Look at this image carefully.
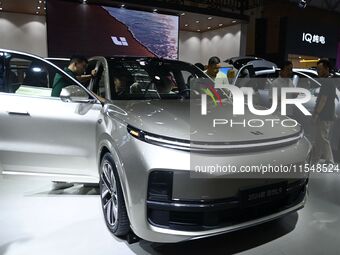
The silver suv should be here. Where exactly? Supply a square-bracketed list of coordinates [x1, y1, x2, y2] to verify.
[0, 49, 311, 243]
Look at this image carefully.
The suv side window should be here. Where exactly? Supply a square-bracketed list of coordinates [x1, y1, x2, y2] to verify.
[2, 52, 86, 99]
[294, 72, 320, 91]
[255, 71, 279, 91]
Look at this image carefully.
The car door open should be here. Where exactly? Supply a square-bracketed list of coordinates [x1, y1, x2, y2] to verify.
[0, 50, 102, 183]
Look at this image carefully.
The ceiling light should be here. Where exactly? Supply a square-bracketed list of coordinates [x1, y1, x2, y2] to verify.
[195, 20, 200, 23]
[184, 24, 189, 27]
[208, 17, 213, 20]
[37, 6, 41, 9]
[121, 4, 125, 8]
[300, 59, 319, 63]
[32, 67, 42, 72]
[0, 7, 2, 11]
[153, 8, 158, 12]
[44, 7, 46, 10]
[207, 26, 211, 29]
[197, 29, 201, 32]
[36, 11, 39, 14]
[219, 23, 223, 26]
[232, 20, 237, 23]
[39, 0, 42, 3]
[181, 12, 185, 16]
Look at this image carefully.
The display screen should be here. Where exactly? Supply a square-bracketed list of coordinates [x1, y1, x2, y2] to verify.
[219, 67, 232, 75]
[47, 0, 179, 59]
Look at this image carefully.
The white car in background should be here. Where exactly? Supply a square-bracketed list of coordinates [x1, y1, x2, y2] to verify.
[225, 56, 277, 71]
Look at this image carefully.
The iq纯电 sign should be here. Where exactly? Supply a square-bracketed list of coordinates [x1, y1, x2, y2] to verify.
[284, 18, 338, 58]
[302, 33, 326, 45]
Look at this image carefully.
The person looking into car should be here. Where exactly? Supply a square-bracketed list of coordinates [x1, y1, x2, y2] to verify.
[204, 56, 227, 82]
[311, 59, 336, 165]
[155, 73, 176, 94]
[269, 61, 294, 114]
[51, 55, 97, 97]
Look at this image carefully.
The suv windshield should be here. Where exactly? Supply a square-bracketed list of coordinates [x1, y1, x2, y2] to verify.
[108, 58, 207, 100]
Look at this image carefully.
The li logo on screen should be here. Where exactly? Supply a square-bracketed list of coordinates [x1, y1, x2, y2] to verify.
[111, 36, 129, 46]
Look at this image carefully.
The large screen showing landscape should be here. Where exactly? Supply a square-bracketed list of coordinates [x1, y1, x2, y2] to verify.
[47, 0, 179, 59]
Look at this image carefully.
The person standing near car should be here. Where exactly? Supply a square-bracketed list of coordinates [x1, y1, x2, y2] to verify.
[269, 61, 294, 114]
[311, 59, 336, 165]
[51, 55, 97, 97]
[205, 56, 228, 82]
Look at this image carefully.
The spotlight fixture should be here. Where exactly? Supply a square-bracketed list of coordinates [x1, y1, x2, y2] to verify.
[208, 17, 213, 20]
[184, 24, 189, 27]
[207, 26, 211, 29]
[37, 6, 41, 9]
[219, 23, 223, 27]
[121, 4, 125, 8]
[298, 0, 307, 8]
[197, 29, 201, 32]
[180, 12, 185, 16]
[153, 8, 158, 12]
[195, 20, 200, 23]
[232, 20, 237, 23]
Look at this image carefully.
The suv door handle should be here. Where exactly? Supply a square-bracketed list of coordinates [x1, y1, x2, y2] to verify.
[7, 111, 30, 116]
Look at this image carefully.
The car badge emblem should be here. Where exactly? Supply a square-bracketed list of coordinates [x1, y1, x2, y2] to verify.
[250, 131, 264, 135]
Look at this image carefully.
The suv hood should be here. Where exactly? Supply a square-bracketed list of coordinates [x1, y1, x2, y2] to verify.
[105, 99, 302, 144]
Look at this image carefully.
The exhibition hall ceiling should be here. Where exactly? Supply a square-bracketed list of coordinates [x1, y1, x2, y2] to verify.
[179, 12, 241, 32]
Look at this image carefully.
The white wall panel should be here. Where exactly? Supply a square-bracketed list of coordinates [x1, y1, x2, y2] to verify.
[179, 24, 244, 65]
[0, 12, 47, 57]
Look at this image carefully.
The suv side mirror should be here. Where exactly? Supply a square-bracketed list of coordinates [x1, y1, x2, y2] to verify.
[60, 85, 91, 103]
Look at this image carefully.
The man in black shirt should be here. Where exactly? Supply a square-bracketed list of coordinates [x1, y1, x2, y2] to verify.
[311, 60, 336, 164]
